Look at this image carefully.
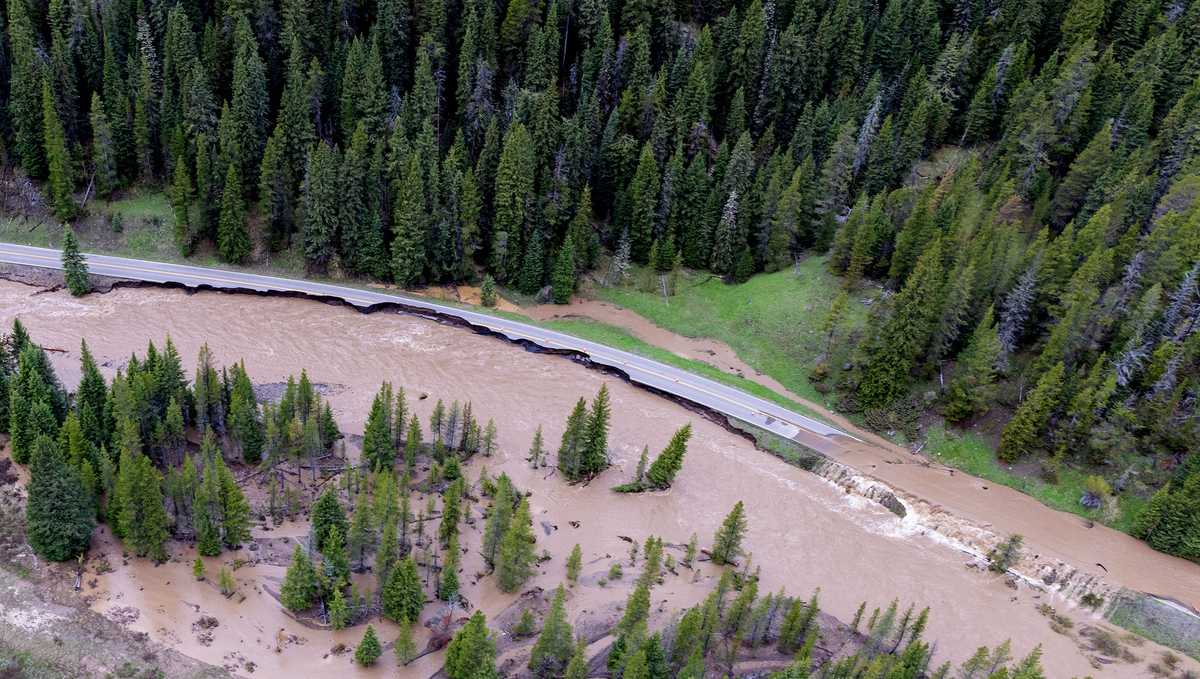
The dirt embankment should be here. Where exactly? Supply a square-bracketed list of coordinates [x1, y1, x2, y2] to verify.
[0, 460, 229, 679]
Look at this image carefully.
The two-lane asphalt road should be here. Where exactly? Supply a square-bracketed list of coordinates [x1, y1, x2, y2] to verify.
[0, 243, 854, 446]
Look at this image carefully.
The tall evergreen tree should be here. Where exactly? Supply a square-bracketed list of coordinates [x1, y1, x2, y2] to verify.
[497, 497, 536, 591]
[61, 228, 90, 296]
[217, 163, 251, 263]
[42, 82, 75, 221]
[445, 611, 498, 679]
[529, 585, 574, 677]
[998, 363, 1066, 462]
[26, 436, 95, 561]
[711, 500, 747, 565]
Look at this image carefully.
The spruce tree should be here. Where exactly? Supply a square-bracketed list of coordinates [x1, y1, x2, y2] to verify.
[355, 625, 383, 665]
[556, 398, 589, 480]
[301, 141, 340, 273]
[998, 363, 1066, 462]
[645, 424, 692, 489]
[445, 611, 498, 679]
[311, 488, 348, 553]
[628, 143, 660, 263]
[26, 436, 95, 561]
[497, 497, 536, 592]
[391, 150, 427, 286]
[530, 585, 574, 677]
[280, 544, 319, 611]
[566, 543, 583, 583]
[439, 530, 461, 601]
[711, 501, 747, 566]
[217, 163, 251, 264]
[363, 384, 396, 471]
[395, 619, 418, 664]
[75, 340, 108, 448]
[42, 82, 75, 221]
[121, 452, 171, 562]
[482, 474, 515, 566]
[61, 228, 90, 296]
[551, 242, 577, 304]
[218, 455, 251, 548]
[327, 587, 349, 629]
[382, 555, 424, 622]
[228, 364, 264, 464]
[944, 307, 1003, 422]
[580, 385, 611, 478]
[7, 0, 46, 179]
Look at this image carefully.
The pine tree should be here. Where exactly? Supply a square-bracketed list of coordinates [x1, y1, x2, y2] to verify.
[382, 555, 424, 622]
[121, 453, 171, 562]
[556, 398, 589, 480]
[440, 530, 462, 600]
[363, 384, 396, 471]
[482, 474, 515, 566]
[480, 275, 498, 307]
[497, 497, 536, 591]
[551, 242, 577, 304]
[857, 237, 946, 407]
[395, 619, 418, 664]
[26, 436, 95, 561]
[61, 228, 90, 296]
[217, 163, 251, 264]
[281, 545, 319, 610]
[527, 426, 546, 468]
[355, 625, 383, 666]
[301, 141, 340, 273]
[711, 501, 747, 565]
[445, 611, 498, 679]
[391, 150, 427, 286]
[629, 144, 661, 263]
[944, 307, 1003, 422]
[42, 82, 75, 221]
[644, 424, 692, 489]
[566, 543, 583, 583]
[228, 364, 263, 464]
[998, 363, 1066, 462]
[492, 123, 535, 281]
[311, 489, 348, 553]
[327, 587, 349, 629]
[218, 455, 251, 548]
[580, 385, 611, 478]
[530, 585, 575, 677]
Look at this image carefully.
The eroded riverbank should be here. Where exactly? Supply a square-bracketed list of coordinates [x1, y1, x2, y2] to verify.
[1, 278, 1196, 677]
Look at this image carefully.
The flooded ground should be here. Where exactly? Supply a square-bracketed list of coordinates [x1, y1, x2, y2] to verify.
[524, 299, 1200, 612]
[1, 279, 1196, 678]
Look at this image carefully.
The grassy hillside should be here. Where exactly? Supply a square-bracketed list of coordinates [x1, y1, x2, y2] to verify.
[597, 257, 872, 405]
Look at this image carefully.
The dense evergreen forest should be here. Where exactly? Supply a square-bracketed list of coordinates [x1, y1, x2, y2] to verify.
[1, 0, 1200, 561]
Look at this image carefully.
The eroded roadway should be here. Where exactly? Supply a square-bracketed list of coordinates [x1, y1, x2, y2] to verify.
[0, 243, 855, 448]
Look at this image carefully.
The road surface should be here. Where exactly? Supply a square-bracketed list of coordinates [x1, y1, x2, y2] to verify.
[0, 243, 855, 447]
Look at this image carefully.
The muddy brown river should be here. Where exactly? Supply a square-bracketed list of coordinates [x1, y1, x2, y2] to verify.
[1, 280, 1195, 678]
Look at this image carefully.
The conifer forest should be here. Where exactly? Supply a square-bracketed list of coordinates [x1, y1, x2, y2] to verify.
[2, 0, 1200, 673]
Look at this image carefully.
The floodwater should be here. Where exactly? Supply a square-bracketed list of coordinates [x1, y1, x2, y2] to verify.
[1, 280, 1194, 678]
